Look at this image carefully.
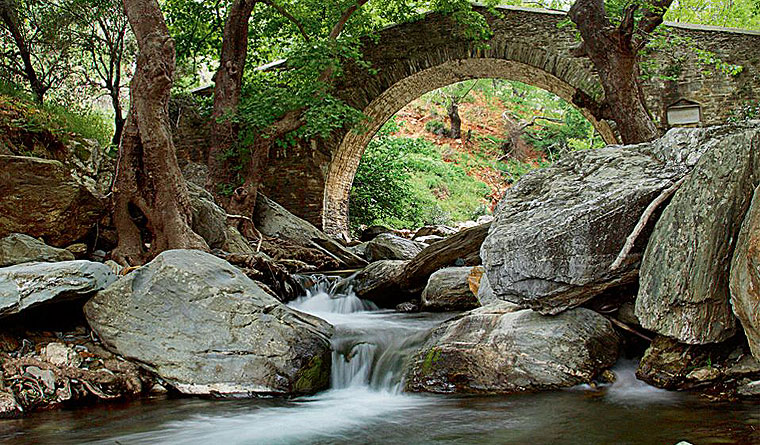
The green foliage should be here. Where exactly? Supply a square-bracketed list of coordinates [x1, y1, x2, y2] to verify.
[728, 100, 760, 122]
[349, 132, 491, 232]
[350, 135, 426, 231]
[425, 119, 446, 135]
[0, 80, 112, 148]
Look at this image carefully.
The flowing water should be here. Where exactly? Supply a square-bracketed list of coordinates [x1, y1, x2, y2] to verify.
[2, 276, 759, 444]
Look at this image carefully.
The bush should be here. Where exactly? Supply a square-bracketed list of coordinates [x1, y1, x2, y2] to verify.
[349, 136, 491, 233]
[425, 119, 446, 135]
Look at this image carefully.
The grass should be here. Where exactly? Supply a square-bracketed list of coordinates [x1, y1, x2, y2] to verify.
[0, 81, 113, 149]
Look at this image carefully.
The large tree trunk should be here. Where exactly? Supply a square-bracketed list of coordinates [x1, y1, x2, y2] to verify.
[569, 0, 668, 144]
[207, 0, 258, 202]
[112, 0, 208, 266]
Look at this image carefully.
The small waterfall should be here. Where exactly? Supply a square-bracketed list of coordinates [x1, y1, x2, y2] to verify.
[290, 274, 378, 315]
[290, 274, 432, 394]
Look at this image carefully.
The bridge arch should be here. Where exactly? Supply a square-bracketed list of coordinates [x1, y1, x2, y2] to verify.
[324, 48, 616, 235]
[240, 6, 760, 236]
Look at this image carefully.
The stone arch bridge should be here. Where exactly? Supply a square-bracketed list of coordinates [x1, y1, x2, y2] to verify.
[181, 5, 760, 237]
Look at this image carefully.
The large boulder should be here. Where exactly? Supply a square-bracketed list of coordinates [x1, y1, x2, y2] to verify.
[405, 305, 620, 394]
[0, 260, 116, 318]
[0, 155, 104, 247]
[84, 250, 333, 396]
[421, 267, 480, 311]
[730, 185, 760, 359]
[482, 127, 726, 315]
[365, 233, 425, 262]
[637, 124, 760, 344]
[254, 194, 366, 269]
[343, 260, 407, 306]
[636, 336, 738, 391]
[0, 233, 74, 267]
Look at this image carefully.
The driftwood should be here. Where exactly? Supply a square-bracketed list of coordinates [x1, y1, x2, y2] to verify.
[396, 223, 491, 293]
[610, 177, 686, 271]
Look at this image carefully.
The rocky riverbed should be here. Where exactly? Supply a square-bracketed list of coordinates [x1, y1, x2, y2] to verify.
[1, 123, 760, 424]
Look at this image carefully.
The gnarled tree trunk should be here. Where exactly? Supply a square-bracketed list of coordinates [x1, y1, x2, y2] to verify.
[569, 0, 671, 144]
[112, 0, 208, 266]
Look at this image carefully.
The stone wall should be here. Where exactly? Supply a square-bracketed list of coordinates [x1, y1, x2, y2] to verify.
[178, 6, 760, 234]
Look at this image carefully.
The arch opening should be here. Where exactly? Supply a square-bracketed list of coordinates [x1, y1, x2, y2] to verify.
[324, 58, 616, 236]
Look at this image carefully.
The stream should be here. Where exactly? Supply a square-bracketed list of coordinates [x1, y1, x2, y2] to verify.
[1, 276, 759, 444]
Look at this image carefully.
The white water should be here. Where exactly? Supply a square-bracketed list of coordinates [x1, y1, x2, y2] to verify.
[24, 276, 757, 444]
[290, 275, 440, 393]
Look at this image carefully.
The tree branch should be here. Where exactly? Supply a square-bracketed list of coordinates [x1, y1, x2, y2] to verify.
[609, 176, 686, 271]
[262, 0, 310, 42]
[329, 0, 369, 40]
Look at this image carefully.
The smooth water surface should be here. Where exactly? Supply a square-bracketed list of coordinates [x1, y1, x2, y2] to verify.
[3, 276, 759, 445]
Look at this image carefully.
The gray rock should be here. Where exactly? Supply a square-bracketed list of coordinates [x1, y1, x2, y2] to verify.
[482, 126, 727, 315]
[637, 124, 760, 344]
[345, 260, 407, 306]
[348, 242, 369, 259]
[254, 194, 366, 268]
[414, 235, 445, 245]
[360, 225, 394, 242]
[0, 155, 104, 247]
[0, 260, 116, 318]
[365, 233, 425, 262]
[421, 267, 480, 311]
[187, 182, 228, 250]
[730, 185, 760, 358]
[405, 306, 620, 394]
[84, 250, 333, 396]
[0, 233, 74, 267]
[477, 272, 498, 306]
[413, 225, 457, 240]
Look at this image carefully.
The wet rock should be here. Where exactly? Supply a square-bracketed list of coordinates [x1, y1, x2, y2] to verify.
[730, 185, 760, 358]
[0, 392, 22, 419]
[84, 250, 333, 396]
[737, 380, 760, 397]
[636, 336, 729, 390]
[482, 126, 721, 315]
[346, 260, 407, 306]
[421, 267, 480, 311]
[396, 301, 419, 313]
[360, 225, 394, 242]
[41, 342, 82, 368]
[0, 233, 74, 267]
[0, 155, 104, 246]
[637, 124, 760, 344]
[365, 234, 425, 262]
[405, 306, 620, 394]
[25, 366, 56, 393]
[413, 225, 457, 240]
[0, 260, 116, 318]
[255, 194, 366, 269]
